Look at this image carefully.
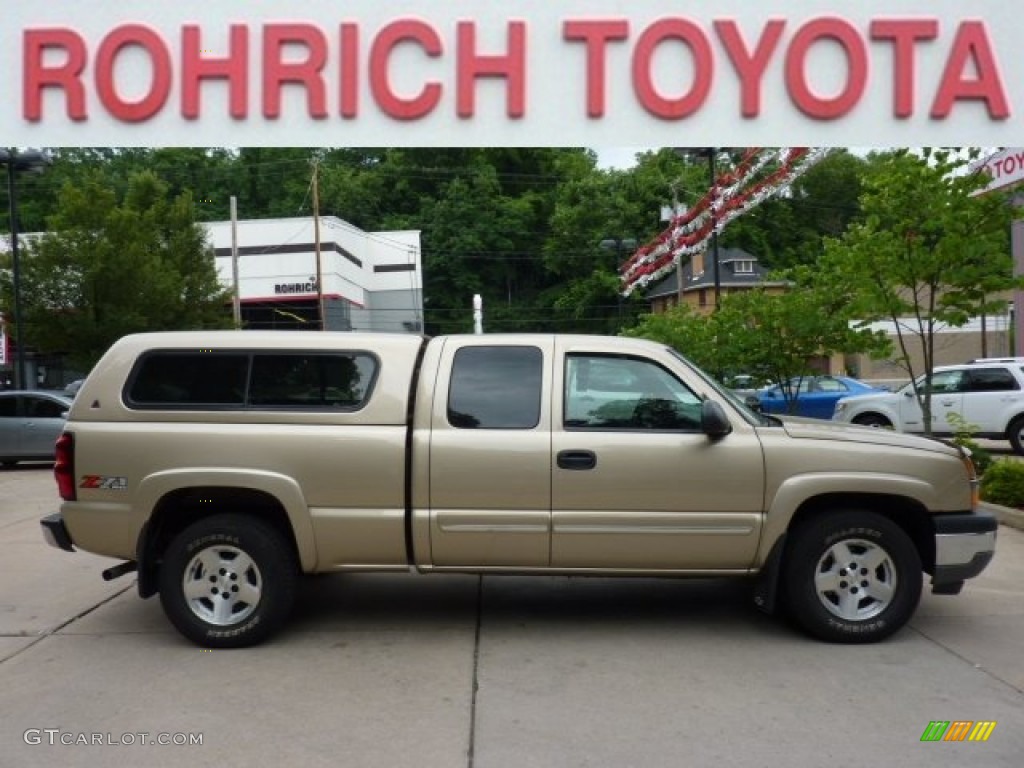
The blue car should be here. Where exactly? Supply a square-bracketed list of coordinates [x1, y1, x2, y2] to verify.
[755, 375, 884, 420]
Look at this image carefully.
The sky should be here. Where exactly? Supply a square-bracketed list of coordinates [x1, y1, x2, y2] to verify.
[595, 147, 650, 170]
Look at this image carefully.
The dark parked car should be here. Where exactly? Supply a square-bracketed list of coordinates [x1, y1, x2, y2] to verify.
[0, 390, 73, 466]
[755, 375, 885, 420]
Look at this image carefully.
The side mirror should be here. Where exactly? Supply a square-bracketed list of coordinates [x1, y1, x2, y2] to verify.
[702, 400, 733, 438]
[744, 394, 762, 412]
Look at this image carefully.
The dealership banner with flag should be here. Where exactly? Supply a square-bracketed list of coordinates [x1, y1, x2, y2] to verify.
[0, 313, 7, 368]
[1, 0, 1021, 147]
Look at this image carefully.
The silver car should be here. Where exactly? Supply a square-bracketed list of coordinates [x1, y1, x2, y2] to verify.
[0, 390, 73, 467]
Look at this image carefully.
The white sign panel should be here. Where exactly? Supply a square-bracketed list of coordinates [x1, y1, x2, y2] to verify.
[2, 1, 1020, 147]
[976, 148, 1024, 194]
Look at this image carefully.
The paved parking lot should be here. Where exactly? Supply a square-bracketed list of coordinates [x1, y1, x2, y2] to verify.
[1, 465, 1022, 768]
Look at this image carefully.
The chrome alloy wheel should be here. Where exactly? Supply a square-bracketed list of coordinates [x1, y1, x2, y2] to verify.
[182, 545, 263, 626]
[813, 538, 897, 621]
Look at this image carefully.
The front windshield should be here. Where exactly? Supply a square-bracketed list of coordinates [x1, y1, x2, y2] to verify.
[665, 348, 778, 427]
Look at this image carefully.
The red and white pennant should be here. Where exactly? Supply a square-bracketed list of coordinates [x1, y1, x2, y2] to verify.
[620, 147, 833, 296]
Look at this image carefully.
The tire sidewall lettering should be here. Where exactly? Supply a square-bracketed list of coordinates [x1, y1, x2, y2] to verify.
[823, 527, 883, 547]
[186, 533, 241, 555]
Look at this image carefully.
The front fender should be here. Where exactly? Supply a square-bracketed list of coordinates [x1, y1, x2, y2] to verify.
[756, 472, 936, 565]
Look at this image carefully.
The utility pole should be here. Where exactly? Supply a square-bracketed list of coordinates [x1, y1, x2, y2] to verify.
[669, 181, 685, 308]
[706, 149, 722, 310]
[1, 148, 49, 389]
[312, 159, 325, 330]
[230, 196, 241, 329]
[675, 147, 722, 309]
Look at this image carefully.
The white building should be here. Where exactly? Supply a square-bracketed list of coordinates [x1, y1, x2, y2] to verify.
[205, 216, 424, 334]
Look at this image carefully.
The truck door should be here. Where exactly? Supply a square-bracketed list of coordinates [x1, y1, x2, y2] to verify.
[426, 338, 553, 567]
[900, 369, 964, 433]
[552, 348, 764, 570]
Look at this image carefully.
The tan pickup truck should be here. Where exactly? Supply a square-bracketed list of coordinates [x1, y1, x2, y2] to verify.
[41, 331, 997, 647]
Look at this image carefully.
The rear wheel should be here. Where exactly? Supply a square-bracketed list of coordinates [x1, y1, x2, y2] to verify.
[852, 413, 892, 429]
[158, 514, 297, 648]
[782, 510, 921, 643]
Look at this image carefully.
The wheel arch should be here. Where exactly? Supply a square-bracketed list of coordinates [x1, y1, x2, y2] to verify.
[1003, 412, 1024, 453]
[787, 493, 935, 573]
[851, 411, 893, 427]
[134, 470, 316, 597]
[755, 491, 935, 615]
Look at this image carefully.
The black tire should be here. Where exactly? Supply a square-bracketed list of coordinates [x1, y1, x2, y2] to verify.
[852, 413, 892, 429]
[158, 514, 297, 648]
[782, 510, 922, 643]
[1007, 415, 1024, 455]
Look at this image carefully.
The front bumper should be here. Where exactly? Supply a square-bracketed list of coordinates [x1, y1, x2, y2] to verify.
[40, 512, 75, 552]
[932, 511, 997, 587]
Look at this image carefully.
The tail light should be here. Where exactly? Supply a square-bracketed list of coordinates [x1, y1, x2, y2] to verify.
[54, 433, 76, 501]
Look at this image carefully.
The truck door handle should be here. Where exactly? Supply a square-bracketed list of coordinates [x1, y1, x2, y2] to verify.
[557, 450, 597, 470]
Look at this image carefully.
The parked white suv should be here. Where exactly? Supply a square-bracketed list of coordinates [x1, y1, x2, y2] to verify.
[833, 360, 1024, 453]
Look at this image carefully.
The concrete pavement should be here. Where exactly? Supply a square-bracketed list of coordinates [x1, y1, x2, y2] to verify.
[1, 466, 1022, 768]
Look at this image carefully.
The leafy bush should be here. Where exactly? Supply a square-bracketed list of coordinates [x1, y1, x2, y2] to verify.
[980, 459, 1024, 508]
[945, 412, 993, 476]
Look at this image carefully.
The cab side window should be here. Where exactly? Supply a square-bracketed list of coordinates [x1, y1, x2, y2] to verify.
[447, 346, 543, 429]
[565, 355, 702, 430]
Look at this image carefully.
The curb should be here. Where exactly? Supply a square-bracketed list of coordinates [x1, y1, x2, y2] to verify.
[978, 501, 1024, 533]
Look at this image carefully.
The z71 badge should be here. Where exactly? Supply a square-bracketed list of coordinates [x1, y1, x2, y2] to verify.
[79, 475, 128, 491]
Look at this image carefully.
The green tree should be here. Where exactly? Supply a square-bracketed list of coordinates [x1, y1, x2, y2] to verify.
[627, 286, 889, 411]
[543, 149, 701, 333]
[816, 148, 1016, 433]
[623, 302, 726, 372]
[5, 170, 230, 370]
[711, 287, 888, 411]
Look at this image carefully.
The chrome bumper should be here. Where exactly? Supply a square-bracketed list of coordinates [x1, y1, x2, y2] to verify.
[932, 511, 997, 590]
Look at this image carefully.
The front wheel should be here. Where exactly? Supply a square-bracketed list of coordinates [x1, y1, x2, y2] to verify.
[158, 514, 297, 648]
[782, 511, 921, 643]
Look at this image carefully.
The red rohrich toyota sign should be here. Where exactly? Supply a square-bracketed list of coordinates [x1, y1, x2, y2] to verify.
[1, 0, 1020, 147]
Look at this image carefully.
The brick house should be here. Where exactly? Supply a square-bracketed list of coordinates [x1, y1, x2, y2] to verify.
[644, 247, 788, 316]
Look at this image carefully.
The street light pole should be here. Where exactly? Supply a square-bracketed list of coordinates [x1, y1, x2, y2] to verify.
[600, 237, 637, 328]
[1, 148, 49, 390]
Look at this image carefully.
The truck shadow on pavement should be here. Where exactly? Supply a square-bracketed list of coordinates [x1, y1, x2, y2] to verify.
[289, 573, 787, 640]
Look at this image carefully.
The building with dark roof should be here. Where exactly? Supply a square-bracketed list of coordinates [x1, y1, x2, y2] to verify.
[643, 247, 788, 315]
